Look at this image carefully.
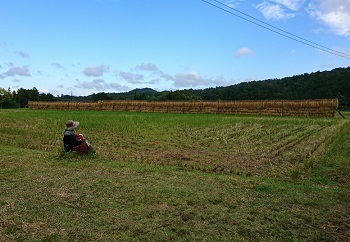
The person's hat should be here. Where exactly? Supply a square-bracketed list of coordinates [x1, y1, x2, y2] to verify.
[66, 120, 79, 130]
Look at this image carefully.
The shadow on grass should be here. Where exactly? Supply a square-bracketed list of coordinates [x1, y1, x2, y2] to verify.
[56, 148, 98, 161]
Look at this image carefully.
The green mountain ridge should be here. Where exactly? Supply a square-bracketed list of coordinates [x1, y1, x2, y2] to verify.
[103, 67, 350, 105]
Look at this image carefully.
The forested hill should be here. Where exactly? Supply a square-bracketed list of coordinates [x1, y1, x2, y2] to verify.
[106, 67, 350, 106]
[187, 67, 350, 104]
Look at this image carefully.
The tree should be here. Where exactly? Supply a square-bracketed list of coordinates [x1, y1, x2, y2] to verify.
[39, 93, 56, 101]
[13, 87, 41, 107]
[28, 87, 39, 101]
[0, 88, 18, 108]
[14, 88, 29, 108]
[91, 92, 112, 102]
[159, 90, 200, 101]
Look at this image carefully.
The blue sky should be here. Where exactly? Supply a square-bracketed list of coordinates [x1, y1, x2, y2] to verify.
[1, 0, 350, 96]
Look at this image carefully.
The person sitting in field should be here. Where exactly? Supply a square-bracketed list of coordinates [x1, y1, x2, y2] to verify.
[63, 120, 94, 154]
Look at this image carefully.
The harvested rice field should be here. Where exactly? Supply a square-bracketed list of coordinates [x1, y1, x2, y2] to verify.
[0, 109, 347, 177]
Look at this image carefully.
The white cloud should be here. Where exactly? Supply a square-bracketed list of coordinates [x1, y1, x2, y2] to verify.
[52, 63, 64, 69]
[136, 63, 159, 72]
[256, 1, 295, 20]
[119, 72, 144, 84]
[175, 71, 201, 82]
[79, 79, 109, 90]
[115, 66, 235, 89]
[109, 82, 131, 92]
[235, 47, 254, 57]
[171, 71, 234, 88]
[2, 66, 31, 77]
[17, 51, 30, 59]
[269, 0, 306, 11]
[76, 78, 130, 92]
[308, 0, 350, 37]
[224, 0, 240, 8]
[160, 72, 175, 81]
[83, 65, 108, 77]
[173, 71, 211, 87]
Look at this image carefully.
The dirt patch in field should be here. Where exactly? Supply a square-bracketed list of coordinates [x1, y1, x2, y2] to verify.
[133, 148, 297, 176]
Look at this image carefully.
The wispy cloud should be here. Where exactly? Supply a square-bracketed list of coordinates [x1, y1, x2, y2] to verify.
[76, 79, 130, 92]
[235, 47, 254, 57]
[136, 63, 159, 72]
[256, 1, 295, 20]
[269, 0, 306, 11]
[83, 65, 108, 77]
[2, 66, 31, 78]
[52, 63, 64, 69]
[74, 61, 237, 91]
[173, 71, 204, 87]
[172, 71, 232, 88]
[255, 0, 350, 37]
[109, 82, 130, 91]
[116, 64, 236, 89]
[119, 72, 144, 84]
[79, 79, 109, 90]
[224, 0, 240, 8]
[17, 51, 30, 59]
[308, 0, 350, 37]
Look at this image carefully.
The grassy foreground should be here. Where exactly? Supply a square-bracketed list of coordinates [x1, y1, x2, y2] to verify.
[0, 109, 349, 241]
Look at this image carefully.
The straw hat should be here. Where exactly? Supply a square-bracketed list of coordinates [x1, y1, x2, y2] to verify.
[65, 120, 79, 130]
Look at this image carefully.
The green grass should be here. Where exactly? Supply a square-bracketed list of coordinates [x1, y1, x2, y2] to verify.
[0, 109, 349, 241]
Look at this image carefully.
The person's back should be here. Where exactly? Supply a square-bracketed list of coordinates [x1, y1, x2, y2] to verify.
[63, 129, 82, 151]
[63, 120, 83, 152]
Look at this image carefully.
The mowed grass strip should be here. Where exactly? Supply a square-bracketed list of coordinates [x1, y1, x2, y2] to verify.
[1, 142, 349, 241]
[0, 109, 347, 177]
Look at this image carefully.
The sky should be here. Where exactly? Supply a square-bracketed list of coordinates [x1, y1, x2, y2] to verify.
[1, 0, 350, 96]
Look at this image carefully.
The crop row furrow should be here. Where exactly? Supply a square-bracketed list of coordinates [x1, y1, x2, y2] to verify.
[269, 126, 328, 159]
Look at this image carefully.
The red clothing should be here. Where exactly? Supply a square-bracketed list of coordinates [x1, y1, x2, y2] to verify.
[74, 140, 89, 154]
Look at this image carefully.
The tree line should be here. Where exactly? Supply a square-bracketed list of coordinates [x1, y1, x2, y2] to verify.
[0, 87, 57, 108]
[1, 67, 350, 108]
[189, 67, 350, 104]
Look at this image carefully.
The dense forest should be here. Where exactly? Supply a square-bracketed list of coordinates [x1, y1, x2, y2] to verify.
[190, 67, 350, 102]
[1, 67, 350, 108]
